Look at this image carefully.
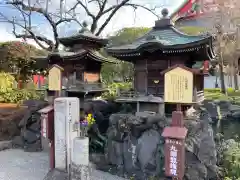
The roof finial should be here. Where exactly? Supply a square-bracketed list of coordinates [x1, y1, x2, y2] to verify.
[82, 21, 88, 28]
[79, 21, 89, 33]
[161, 8, 169, 18]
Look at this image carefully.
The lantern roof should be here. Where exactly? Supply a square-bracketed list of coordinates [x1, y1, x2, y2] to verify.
[59, 22, 108, 47]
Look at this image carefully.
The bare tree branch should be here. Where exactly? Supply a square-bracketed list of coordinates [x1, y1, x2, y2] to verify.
[69, 0, 159, 35]
[1, 0, 159, 51]
[1, 0, 81, 51]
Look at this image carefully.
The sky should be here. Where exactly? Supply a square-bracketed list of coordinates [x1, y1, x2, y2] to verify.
[0, 0, 184, 48]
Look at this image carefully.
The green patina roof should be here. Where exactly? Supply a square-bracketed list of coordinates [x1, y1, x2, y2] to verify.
[106, 9, 213, 56]
[107, 26, 210, 52]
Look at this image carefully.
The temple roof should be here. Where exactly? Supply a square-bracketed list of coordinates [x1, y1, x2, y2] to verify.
[106, 8, 214, 59]
[33, 49, 114, 68]
[59, 23, 108, 47]
[170, 0, 217, 23]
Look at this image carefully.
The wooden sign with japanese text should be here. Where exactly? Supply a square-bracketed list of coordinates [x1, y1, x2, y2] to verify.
[164, 67, 193, 103]
[164, 138, 185, 178]
[48, 65, 63, 91]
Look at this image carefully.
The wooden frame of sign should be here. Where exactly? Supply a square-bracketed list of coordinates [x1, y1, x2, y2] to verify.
[48, 64, 64, 97]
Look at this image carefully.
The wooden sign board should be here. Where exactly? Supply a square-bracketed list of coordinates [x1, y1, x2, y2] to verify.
[164, 67, 193, 103]
[48, 65, 63, 91]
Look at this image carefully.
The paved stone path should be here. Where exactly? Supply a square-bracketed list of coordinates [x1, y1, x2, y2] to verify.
[0, 149, 49, 180]
[0, 149, 127, 180]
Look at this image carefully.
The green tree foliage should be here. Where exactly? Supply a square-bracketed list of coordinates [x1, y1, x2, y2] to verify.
[101, 27, 150, 84]
[0, 41, 47, 81]
[179, 26, 206, 35]
[108, 27, 150, 46]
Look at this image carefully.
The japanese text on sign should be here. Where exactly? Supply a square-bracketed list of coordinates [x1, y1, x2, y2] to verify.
[164, 138, 185, 178]
[170, 145, 178, 176]
[164, 67, 193, 103]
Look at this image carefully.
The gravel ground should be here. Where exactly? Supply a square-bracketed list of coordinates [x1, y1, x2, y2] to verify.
[0, 149, 127, 180]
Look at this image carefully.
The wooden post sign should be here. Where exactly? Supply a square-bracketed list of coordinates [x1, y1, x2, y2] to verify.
[162, 65, 193, 104]
[161, 65, 192, 179]
[48, 64, 63, 92]
[162, 111, 188, 179]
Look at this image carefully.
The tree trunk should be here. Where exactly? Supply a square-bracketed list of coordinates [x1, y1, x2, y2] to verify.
[234, 67, 239, 90]
[229, 66, 233, 88]
[219, 63, 226, 94]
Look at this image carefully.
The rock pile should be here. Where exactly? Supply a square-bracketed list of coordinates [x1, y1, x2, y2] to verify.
[203, 100, 240, 121]
[92, 108, 218, 180]
[0, 105, 27, 141]
[12, 100, 48, 152]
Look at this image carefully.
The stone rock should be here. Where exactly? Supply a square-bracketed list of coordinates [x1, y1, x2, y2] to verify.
[202, 101, 218, 121]
[0, 140, 12, 151]
[122, 137, 138, 173]
[22, 100, 48, 111]
[27, 121, 41, 132]
[23, 129, 41, 144]
[232, 111, 240, 119]
[214, 100, 231, 118]
[12, 135, 24, 148]
[229, 104, 240, 113]
[24, 139, 42, 152]
[184, 109, 217, 179]
[136, 129, 163, 177]
[104, 110, 218, 179]
[185, 151, 208, 180]
[105, 139, 124, 174]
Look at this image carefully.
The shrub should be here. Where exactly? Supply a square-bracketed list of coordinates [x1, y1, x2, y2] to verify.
[101, 82, 132, 100]
[0, 72, 43, 103]
[0, 89, 42, 104]
[0, 72, 15, 93]
[223, 141, 240, 179]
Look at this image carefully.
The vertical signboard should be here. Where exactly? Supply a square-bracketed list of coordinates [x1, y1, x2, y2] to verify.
[164, 67, 193, 103]
[48, 65, 63, 91]
[65, 98, 79, 175]
[164, 138, 185, 178]
[54, 97, 79, 173]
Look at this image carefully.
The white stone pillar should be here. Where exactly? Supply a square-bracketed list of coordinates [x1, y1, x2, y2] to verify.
[71, 137, 90, 180]
[54, 97, 79, 173]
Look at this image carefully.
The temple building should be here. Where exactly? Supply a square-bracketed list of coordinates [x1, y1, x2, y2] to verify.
[106, 9, 215, 114]
[170, 0, 240, 74]
[34, 23, 113, 101]
[171, 0, 217, 28]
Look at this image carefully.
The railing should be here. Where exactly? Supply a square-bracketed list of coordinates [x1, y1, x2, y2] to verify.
[117, 89, 164, 98]
[117, 89, 140, 98]
[196, 90, 205, 102]
[66, 81, 106, 91]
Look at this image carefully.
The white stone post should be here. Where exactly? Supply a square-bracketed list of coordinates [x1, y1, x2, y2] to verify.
[54, 97, 79, 174]
[71, 137, 90, 180]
